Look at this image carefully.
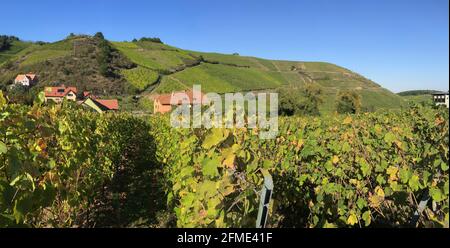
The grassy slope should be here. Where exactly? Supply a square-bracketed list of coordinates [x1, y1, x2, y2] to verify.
[112, 41, 199, 71]
[0, 40, 33, 64]
[1, 38, 406, 112]
[155, 47, 406, 111]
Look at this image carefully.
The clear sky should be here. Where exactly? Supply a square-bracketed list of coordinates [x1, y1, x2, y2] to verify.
[1, 0, 448, 92]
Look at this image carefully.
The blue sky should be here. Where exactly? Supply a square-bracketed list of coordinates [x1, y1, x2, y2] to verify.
[1, 0, 448, 92]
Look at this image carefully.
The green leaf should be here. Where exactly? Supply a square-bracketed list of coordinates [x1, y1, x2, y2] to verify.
[35, 91, 45, 105]
[422, 171, 431, 186]
[359, 158, 371, 177]
[324, 160, 333, 172]
[399, 167, 411, 184]
[362, 210, 371, 226]
[356, 198, 367, 210]
[384, 132, 396, 145]
[0, 141, 6, 154]
[202, 158, 219, 178]
[444, 181, 449, 195]
[13, 195, 33, 224]
[263, 160, 273, 169]
[408, 174, 420, 192]
[202, 128, 229, 149]
[429, 187, 445, 202]
[198, 180, 217, 197]
[376, 174, 386, 185]
[181, 192, 196, 207]
[342, 142, 351, 153]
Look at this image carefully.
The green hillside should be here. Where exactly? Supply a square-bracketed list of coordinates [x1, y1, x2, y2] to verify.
[0, 34, 407, 112]
[0, 40, 33, 64]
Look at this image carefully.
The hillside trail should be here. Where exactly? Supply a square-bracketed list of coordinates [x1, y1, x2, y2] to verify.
[246, 57, 271, 71]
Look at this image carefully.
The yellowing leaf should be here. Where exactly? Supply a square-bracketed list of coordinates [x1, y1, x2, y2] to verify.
[373, 124, 382, 135]
[221, 144, 240, 168]
[375, 186, 385, 197]
[343, 116, 352, 125]
[386, 166, 399, 182]
[394, 140, 403, 150]
[222, 154, 235, 169]
[202, 128, 230, 149]
[332, 155, 339, 165]
[369, 194, 383, 208]
[347, 213, 358, 226]
[435, 117, 445, 126]
[349, 179, 358, 185]
[369, 187, 385, 208]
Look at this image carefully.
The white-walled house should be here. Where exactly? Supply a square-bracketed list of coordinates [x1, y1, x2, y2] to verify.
[432, 91, 449, 108]
[44, 85, 77, 103]
[14, 73, 38, 87]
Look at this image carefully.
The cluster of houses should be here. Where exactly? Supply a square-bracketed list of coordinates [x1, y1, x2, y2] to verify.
[43, 85, 119, 113]
[14, 73, 448, 114]
[14, 73, 119, 113]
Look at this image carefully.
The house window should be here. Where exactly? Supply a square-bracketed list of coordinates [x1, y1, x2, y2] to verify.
[57, 89, 65, 93]
[434, 95, 445, 103]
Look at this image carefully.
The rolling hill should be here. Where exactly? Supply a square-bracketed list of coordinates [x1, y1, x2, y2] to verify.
[0, 34, 407, 112]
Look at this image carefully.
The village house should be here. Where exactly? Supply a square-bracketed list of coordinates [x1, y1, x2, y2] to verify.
[432, 91, 449, 108]
[153, 90, 207, 114]
[14, 73, 38, 87]
[44, 85, 77, 103]
[43, 84, 119, 112]
[81, 96, 119, 113]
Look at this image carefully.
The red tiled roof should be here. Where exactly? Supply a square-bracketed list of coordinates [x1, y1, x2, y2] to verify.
[44, 86, 77, 97]
[95, 99, 119, 110]
[15, 75, 27, 81]
[15, 74, 37, 81]
[155, 90, 206, 105]
[155, 94, 172, 105]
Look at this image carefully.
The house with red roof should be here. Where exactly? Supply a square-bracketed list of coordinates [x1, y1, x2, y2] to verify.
[81, 97, 119, 113]
[44, 85, 77, 103]
[14, 73, 38, 87]
[42, 85, 119, 112]
[153, 89, 207, 114]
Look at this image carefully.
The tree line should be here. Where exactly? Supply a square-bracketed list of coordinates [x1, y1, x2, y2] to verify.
[278, 85, 362, 116]
[0, 35, 19, 51]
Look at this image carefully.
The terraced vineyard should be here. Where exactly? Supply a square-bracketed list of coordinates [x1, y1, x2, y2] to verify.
[1, 91, 447, 227]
